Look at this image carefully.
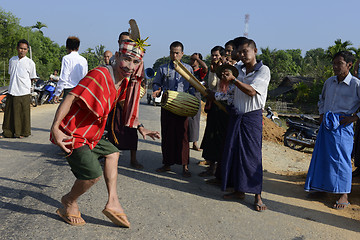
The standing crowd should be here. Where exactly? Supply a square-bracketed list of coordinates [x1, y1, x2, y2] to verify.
[1, 24, 360, 227]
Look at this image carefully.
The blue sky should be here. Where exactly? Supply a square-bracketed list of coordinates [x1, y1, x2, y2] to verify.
[1, 0, 359, 67]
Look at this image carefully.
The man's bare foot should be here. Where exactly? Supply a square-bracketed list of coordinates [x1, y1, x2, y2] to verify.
[192, 142, 201, 151]
[59, 195, 85, 225]
[223, 191, 245, 200]
[254, 194, 267, 212]
[156, 165, 171, 173]
[130, 161, 144, 170]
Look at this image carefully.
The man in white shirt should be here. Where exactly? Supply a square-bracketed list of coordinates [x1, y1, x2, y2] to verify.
[220, 38, 270, 212]
[1, 39, 37, 138]
[54, 36, 88, 102]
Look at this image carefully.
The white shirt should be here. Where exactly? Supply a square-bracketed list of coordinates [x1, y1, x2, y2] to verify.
[8, 56, 37, 96]
[233, 61, 271, 113]
[55, 51, 88, 96]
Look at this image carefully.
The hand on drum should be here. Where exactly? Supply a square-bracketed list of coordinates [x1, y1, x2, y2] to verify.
[152, 88, 161, 98]
[205, 89, 215, 101]
[221, 69, 236, 83]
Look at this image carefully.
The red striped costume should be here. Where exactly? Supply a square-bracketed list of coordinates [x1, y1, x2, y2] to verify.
[52, 67, 121, 150]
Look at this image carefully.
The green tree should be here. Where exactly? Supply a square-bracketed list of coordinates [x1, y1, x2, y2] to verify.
[326, 39, 353, 59]
[31, 21, 47, 34]
[81, 48, 98, 70]
[94, 44, 105, 65]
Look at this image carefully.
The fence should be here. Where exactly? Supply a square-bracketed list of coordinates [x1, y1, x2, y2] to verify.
[266, 101, 299, 113]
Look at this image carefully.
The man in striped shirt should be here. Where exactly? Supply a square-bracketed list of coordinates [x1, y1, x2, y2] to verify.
[50, 40, 159, 227]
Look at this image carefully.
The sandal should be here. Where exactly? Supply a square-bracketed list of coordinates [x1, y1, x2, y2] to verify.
[130, 161, 144, 170]
[156, 165, 171, 173]
[254, 203, 267, 212]
[333, 201, 350, 210]
[182, 169, 192, 178]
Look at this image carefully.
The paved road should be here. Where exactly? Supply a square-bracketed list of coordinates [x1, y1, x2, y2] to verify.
[0, 100, 359, 239]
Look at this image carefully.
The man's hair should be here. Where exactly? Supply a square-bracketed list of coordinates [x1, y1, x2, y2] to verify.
[192, 53, 203, 60]
[239, 38, 257, 49]
[66, 36, 80, 50]
[233, 37, 247, 49]
[211, 46, 225, 56]
[170, 41, 184, 51]
[17, 39, 29, 48]
[333, 51, 355, 63]
[225, 40, 235, 48]
[119, 31, 129, 40]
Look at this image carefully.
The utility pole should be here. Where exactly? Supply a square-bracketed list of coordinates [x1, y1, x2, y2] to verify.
[27, 27, 33, 59]
[244, 14, 250, 37]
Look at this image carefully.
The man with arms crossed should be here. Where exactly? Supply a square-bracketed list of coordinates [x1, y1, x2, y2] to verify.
[305, 51, 360, 209]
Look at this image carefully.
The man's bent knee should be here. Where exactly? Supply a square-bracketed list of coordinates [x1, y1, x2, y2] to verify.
[89, 176, 101, 184]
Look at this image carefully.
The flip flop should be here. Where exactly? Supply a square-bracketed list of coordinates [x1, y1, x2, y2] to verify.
[56, 208, 86, 226]
[102, 208, 130, 228]
[254, 203, 267, 212]
[333, 201, 350, 210]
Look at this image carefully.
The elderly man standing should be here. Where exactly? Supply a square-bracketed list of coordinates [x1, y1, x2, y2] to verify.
[51, 38, 159, 227]
[305, 51, 360, 209]
[54, 36, 88, 102]
[1, 39, 37, 138]
[152, 41, 195, 177]
[103, 50, 113, 65]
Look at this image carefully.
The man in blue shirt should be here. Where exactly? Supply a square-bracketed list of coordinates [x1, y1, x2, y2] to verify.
[305, 51, 360, 209]
[152, 41, 194, 177]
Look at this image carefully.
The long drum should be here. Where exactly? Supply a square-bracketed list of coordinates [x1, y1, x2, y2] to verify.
[161, 90, 200, 117]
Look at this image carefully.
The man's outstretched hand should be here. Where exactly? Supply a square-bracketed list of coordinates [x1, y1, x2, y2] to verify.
[138, 127, 160, 140]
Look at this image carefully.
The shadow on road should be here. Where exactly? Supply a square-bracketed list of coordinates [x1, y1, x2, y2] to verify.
[114, 149, 360, 233]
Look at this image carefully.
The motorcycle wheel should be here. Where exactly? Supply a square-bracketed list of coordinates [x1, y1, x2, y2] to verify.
[31, 95, 38, 107]
[40, 93, 48, 105]
[272, 118, 282, 127]
[284, 129, 306, 151]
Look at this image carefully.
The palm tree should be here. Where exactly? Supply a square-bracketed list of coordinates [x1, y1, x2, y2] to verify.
[31, 21, 47, 34]
[326, 39, 353, 59]
[95, 44, 105, 64]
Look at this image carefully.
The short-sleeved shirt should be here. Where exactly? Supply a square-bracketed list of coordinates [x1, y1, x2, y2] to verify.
[233, 61, 271, 113]
[8, 56, 37, 96]
[52, 67, 121, 150]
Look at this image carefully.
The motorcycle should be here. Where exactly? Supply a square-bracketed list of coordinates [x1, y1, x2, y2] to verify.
[266, 106, 282, 127]
[40, 80, 57, 105]
[34, 79, 57, 105]
[283, 115, 319, 151]
[0, 87, 8, 112]
[30, 80, 38, 107]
